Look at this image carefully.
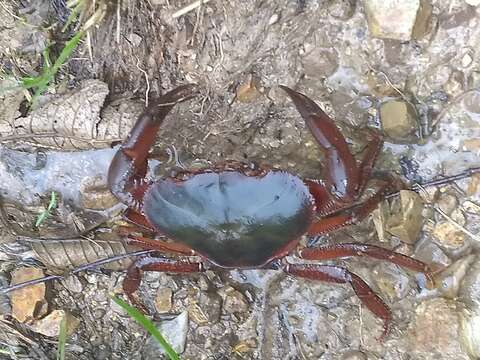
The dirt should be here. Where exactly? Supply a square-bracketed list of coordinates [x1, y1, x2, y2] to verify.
[1, 0, 480, 359]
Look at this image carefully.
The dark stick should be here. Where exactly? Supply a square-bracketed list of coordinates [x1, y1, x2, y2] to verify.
[0, 250, 155, 294]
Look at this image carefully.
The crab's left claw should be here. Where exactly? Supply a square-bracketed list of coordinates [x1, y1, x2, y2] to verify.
[108, 84, 198, 207]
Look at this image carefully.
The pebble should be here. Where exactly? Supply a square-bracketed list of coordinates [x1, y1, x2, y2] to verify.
[458, 256, 480, 358]
[408, 298, 469, 358]
[302, 46, 339, 79]
[436, 255, 475, 299]
[144, 311, 188, 356]
[463, 90, 480, 114]
[432, 221, 466, 250]
[465, 0, 480, 5]
[436, 193, 458, 215]
[443, 70, 465, 97]
[373, 263, 411, 302]
[61, 276, 83, 293]
[10, 267, 48, 323]
[236, 75, 262, 103]
[220, 286, 249, 315]
[155, 287, 173, 313]
[364, 0, 432, 41]
[386, 190, 424, 244]
[327, 0, 356, 20]
[188, 291, 222, 324]
[414, 238, 451, 267]
[341, 350, 368, 360]
[31, 310, 80, 337]
[379, 100, 418, 142]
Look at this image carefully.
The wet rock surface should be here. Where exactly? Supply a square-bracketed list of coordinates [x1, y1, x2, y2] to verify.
[1, 0, 480, 359]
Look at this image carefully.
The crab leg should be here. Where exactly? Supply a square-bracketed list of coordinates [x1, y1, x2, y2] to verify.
[300, 243, 433, 280]
[284, 263, 390, 338]
[123, 256, 203, 311]
[307, 183, 390, 235]
[108, 84, 197, 208]
[126, 234, 195, 256]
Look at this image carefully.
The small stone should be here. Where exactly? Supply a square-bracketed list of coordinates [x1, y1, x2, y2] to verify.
[188, 291, 222, 324]
[302, 46, 339, 78]
[458, 256, 480, 358]
[126, 33, 142, 47]
[341, 350, 368, 360]
[236, 75, 261, 103]
[364, 0, 432, 41]
[443, 70, 465, 97]
[373, 263, 411, 302]
[459, 310, 480, 359]
[61, 276, 83, 293]
[372, 201, 390, 242]
[220, 286, 249, 314]
[31, 310, 80, 337]
[327, 0, 356, 20]
[380, 100, 418, 142]
[268, 13, 280, 25]
[10, 267, 48, 323]
[155, 287, 173, 313]
[409, 298, 469, 358]
[463, 200, 480, 214]
[461, 52, 474, 68]
[465, 0, 480, 5]
[437, 193, 458, 215]
[432, 221, 465, 250]
[412, 0, 433, 39]
[386, 190, 424, 243]
[144, 311, 188, 356]
[414, 238, 451, 268]
[463, 90, 480, 114]
[437, 255, 475, 299]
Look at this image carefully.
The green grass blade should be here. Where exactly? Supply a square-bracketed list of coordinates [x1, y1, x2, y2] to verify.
[57, 314, 67, 360]
[112, 296, 181, 360]
[35, 191, 57, 227]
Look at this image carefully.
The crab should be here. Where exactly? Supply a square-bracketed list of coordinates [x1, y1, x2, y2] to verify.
[108, 84, 432, 337]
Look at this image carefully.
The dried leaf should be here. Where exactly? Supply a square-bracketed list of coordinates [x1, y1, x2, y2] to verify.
[0, 80, 143, 150]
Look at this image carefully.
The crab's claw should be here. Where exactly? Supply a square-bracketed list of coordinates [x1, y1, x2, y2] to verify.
[108, 84, 198, 208]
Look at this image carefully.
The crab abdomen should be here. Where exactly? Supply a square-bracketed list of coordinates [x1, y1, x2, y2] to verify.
[143, 171, 314, 268]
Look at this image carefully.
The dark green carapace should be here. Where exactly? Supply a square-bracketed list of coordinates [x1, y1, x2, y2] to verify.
[143, 171, 314, 268]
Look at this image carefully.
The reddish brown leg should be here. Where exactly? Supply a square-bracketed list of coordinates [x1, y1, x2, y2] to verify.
[126, 235, 195, 256]
[280, 85, 361, 203]
[304, 179, 345, 216]
[123, 208, 157, 232]
[108, 85, 197, 208]
[285, 263, 390, 339]
[308, 183, 390, 235]
[300, 243, 433, 280]
[124, 256, 203, 312]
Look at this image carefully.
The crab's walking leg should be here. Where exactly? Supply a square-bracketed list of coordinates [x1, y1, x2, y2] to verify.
[300, 243, 433, 281]
[123, 256, 203, 311]
[307, 183, 390, 235]
[284, 263, 390, 339]
[108, 84, 197, 208]
[126, 234, 195, 256]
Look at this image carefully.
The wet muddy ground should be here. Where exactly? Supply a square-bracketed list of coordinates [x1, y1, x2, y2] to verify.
[1, 0, 480, 359]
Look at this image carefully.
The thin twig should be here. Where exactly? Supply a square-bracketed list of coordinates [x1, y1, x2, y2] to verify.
[432, 88, 479, 128]
[0, 250, 154, 294]
[171, 0, 211, 19]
